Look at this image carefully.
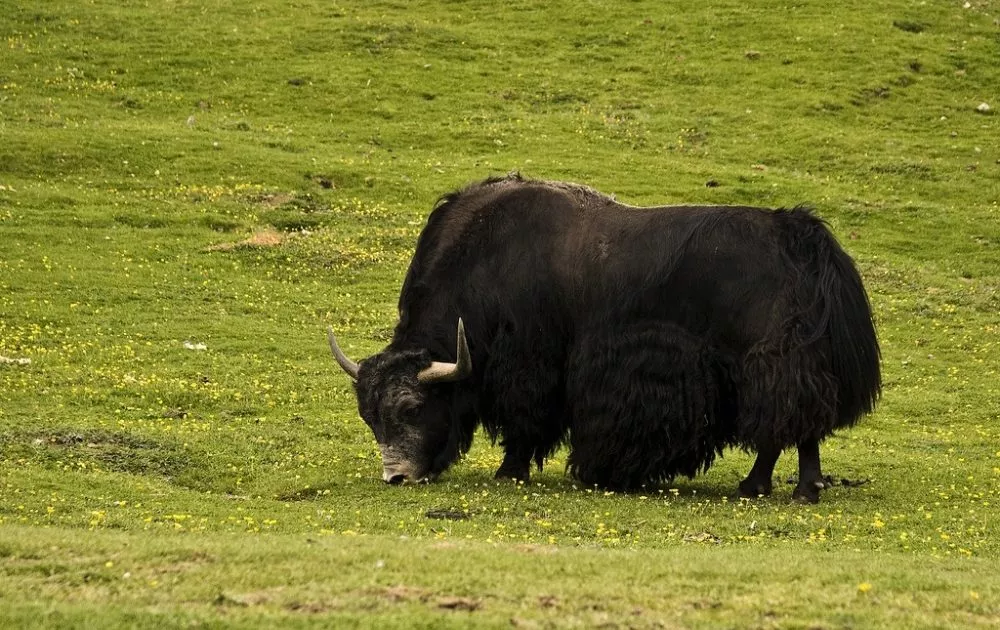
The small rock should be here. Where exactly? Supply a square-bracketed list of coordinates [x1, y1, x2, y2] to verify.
[745, 50, 762, 60]
[976, 102, 991, 114]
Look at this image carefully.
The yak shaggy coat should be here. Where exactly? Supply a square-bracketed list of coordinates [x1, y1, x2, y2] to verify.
[340, 174, 881, 502]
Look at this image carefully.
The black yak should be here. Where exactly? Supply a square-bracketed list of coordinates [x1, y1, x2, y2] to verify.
[328, 174, 881, 503]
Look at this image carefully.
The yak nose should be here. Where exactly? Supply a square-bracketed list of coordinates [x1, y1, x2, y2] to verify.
[385, 473, 406, 485]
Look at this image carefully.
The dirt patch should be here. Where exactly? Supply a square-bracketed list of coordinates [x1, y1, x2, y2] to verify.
[682, 531, 722, 544]
[538, 595, 560, 609]
[251, 192, 295, 208]
[286, 600, 338, 614]
[372, 586, 481, 611]
[425, 508, 469, 520]
[154, 551, 216, 574]
[437, 596, 481, 611]
[215, 590, 276, 607]
[379, 585, 430, 603]
[511, 544, 559, 555]
[276, 483, 338, 502]
[205, 228, 286, 252]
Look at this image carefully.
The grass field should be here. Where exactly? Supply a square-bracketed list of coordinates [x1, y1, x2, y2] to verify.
[2, 0, 999, 627]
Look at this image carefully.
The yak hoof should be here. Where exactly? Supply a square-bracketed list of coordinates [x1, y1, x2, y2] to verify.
[737, 479, 773, 499]
[792, 481, 825, 504]
[494, 466, 529, 483]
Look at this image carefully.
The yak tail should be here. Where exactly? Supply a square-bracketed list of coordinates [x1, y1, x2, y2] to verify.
[787, 208, 882, 426]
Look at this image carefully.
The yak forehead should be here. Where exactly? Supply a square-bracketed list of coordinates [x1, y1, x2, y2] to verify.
[378, 384, 424, 420]
[356, 349, 431, 426]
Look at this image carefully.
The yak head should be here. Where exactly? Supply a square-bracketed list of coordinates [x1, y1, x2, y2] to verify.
[327, 320, 472, 484]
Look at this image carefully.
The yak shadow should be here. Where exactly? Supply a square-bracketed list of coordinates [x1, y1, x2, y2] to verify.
[457, 468, 873, 502]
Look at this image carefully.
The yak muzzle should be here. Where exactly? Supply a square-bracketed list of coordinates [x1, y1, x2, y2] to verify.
[384, 472, 406, 485]
[379, 444, 433, 485]
[381, 467, 435, 485]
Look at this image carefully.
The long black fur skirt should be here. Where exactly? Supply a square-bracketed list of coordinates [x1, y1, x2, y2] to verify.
[566, 321, 738, 491]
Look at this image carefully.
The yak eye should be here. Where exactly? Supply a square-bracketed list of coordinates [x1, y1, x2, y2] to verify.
[399, 403, 420, 420]
[391, 390, 424, 421]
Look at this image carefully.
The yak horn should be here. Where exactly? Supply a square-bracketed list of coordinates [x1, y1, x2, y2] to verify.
[327, 327, 360, 380]
[417, 318, 473, 384]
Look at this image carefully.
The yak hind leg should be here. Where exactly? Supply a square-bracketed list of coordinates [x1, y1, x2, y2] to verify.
[737, 444, 781, 498]
[791, 438, 826, 504]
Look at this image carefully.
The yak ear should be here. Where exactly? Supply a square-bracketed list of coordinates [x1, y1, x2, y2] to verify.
[417, 318, 472, 384]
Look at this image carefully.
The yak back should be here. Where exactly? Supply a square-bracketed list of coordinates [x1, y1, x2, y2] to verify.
[390, 176, 871, 381]
[394, 175, 805, 358]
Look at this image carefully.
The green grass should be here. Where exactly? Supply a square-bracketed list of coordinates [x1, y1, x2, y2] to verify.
[2, 525, 998, 629]
[2, 0, 999, 627]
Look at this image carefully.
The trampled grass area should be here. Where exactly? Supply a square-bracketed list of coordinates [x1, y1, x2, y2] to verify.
[1, 0, 999, 627]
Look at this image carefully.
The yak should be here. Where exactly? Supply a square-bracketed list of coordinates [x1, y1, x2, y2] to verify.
[327, 174, 881, 503]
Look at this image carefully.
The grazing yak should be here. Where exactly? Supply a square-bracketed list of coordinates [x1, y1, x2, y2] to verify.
[328, 174, 880, 503]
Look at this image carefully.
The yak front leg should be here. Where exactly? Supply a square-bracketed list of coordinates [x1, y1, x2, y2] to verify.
[792, 438, 826, 504]
[494, 438, 533, 482]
